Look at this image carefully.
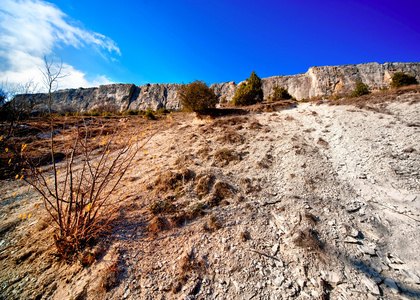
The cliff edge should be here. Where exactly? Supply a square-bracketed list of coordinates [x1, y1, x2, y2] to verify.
[27, 62, 420, 111]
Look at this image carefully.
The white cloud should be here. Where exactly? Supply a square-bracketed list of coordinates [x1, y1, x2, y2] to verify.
[0, 0, 120, 91]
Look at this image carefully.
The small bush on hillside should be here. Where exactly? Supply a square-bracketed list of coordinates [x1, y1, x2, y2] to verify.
[390, 72, 418, 88]
[156, 108, 170, 114]
[267, 85, 293, 102]
[177, 80, 218, 112]
[144, 108, 156, 120]
[83, 110, 100, 116]
[350, 81, 370, 98]
[125, 109, 140, 115]
[232, 71, 263, 106]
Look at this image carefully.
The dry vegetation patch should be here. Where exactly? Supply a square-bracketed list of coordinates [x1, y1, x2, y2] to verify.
[1, 97, 420, 299]
[329, 85, 420, 108]
[213, 148, 239, 165]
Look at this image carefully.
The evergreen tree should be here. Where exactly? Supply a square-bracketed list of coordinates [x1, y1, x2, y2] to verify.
[350, 81, 370, 97]
[177, 80, 218, 112]
[232, 71, 263, 106]
[390, 72, 418, 88]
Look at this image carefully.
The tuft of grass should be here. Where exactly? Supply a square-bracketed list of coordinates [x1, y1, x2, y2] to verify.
[101, 262, 120, 291]
[240, 230, 250, 242]
[217, 131, 245, 144]
[179, 250, 206, 276]
[144, 108, 156, 120]
[188, 202, 206, 219]
[154, 168, 194, 193]
[207, 181, 232, 207]
[213, 148, 238, 165]
[147, 216, 169, 235]
[169, 202, 206, 227]
[196, 146, 211, 159]
[291, 227, 323, 252]
[195, 174, 214, 199]
[214, 181, 232, 200]
[214, 116, 247, 129]
[249, 120, 262, 130]
[203, 214, 222, 232]
[149, 200, 177, 215]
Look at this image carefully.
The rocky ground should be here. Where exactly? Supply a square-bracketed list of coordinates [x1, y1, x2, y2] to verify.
[0, 88, 419, 299]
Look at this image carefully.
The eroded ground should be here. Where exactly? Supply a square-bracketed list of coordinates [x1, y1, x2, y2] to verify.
[1, 89, 420, 299]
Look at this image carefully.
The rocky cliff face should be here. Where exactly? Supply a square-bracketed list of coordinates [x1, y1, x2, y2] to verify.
[27, 62, 420, 111]
[214, 62, 420, 101]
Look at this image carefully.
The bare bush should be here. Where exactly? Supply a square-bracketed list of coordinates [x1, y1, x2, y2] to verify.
[21, 120, 152, 255]
[15, 58, 155, 256]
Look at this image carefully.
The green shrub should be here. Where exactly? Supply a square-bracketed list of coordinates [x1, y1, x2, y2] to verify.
[83, 110, 100, 116]
[177, 80, 218, 112]
[390, 72, 418, 88]
[350, 81, 370, 98]
[267, 85, 293, 102]
[125, 109, 139, 115]
[144, 108, 156, 120]
[156, 108, 170, 114]
[232, 71, 263, 106]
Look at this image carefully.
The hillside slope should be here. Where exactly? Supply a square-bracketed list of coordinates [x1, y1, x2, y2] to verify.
[0, 88, 419, 299]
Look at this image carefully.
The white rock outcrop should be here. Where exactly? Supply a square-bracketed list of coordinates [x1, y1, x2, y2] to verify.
[25, 62, 420, 111]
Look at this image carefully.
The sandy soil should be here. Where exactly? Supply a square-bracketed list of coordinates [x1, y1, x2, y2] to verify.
[0, 91, 419, 299]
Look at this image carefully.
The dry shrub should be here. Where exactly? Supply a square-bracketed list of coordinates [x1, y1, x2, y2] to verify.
[214, 116, 247, 129]
[169, 202, 206, 227]
[187, 202, 206, 219]
[208, 181, 232, 207]
[196, 146, 211, 159]
[19, 118, 153, 257]
[249, 120, 262, 130]
[172, 249, 206, 294]
[149, 200, 177, 215]
[240, 230, 250, 242]
[0, 220, 19, 238]
[79, 250, 97, 266]
[179, 249, 206, 276]
[291, 227, 322, 252]
[195, 174, 214, 199]
[240, 177, 260, 194]
[154, 168, 194, 193]
[213, 148, 238, 165]
[214, 181, 232, 198]
[203, 214, 222, 232]
[101, 262, 120, 291]
[217, 130, 245, 144]
[199, 125, 214, 135]
[169, 213, 189, 228]
[147, 216, 169, 235]
[256, 153, 272, 169]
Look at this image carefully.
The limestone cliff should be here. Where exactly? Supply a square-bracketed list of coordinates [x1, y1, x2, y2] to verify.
[213, 62, 420, 101]
[26, 62, 420, 111]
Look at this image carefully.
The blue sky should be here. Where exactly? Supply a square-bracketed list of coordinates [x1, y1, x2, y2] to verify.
[1, 0, 419, 91]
